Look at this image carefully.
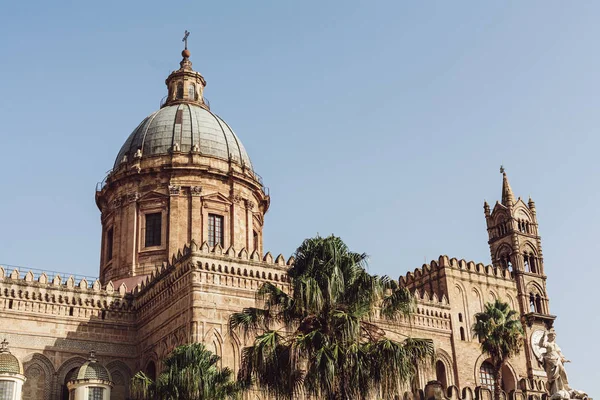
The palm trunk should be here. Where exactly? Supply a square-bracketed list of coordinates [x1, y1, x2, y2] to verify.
[493, 363, 502, 400]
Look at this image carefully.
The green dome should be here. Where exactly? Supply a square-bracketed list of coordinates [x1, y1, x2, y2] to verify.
[69, 352, 112, 383]
[0, 341, 22, 375]
[76, 361, 111, 382]
[114, 103, 253, 170]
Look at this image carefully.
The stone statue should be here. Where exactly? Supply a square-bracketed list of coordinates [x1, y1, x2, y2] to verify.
[536, 329, 587, 400]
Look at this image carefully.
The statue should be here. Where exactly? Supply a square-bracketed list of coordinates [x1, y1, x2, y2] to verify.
[536, 329, 588, 400]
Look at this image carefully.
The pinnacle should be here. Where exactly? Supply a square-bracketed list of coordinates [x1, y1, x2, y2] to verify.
[501, 171, 515, 206]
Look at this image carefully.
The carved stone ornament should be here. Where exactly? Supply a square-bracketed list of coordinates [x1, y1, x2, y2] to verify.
[191, 186, 202, 196]
[127, 193, 139, 203]
[169, 185, 181, 196]
[245, 200, 255, 210]
[111, 197, 123, 209]
[232, 194, 243, 204]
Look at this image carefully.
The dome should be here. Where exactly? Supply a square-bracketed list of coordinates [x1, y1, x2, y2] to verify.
[114, 103, 253, 170]
[73, 359, 111, 382]
[0, 341, 22, 375]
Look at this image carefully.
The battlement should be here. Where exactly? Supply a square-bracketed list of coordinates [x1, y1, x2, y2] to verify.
[400, 255, 513, 288]
[0, 266, 134, 322]
[133, 240, 294, 312]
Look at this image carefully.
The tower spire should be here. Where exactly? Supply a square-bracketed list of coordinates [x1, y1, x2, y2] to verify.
[500, 166, 515, 207]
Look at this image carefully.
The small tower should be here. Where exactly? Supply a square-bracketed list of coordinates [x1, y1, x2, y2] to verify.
[0, 339, 26, 400]
[484, 169, 555, 377]
[66, 351, 113, 400]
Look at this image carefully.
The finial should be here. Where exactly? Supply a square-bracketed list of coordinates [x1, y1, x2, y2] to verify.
[182, 30, 190, 50]
[500, 165, 505, 174]
[88, 350, 97, 362]
[181, 30, 191, 59]
[0, 338, 9, 353]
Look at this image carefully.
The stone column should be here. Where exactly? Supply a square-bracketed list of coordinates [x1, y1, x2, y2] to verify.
[190, 186, 202, 244]
[168, 185, 181, 257]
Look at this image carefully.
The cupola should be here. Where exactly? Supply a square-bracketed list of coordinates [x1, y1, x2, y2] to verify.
[66, 351, 113, 400]
[162, 30, 208, 110]
[0, 339, 26, 400]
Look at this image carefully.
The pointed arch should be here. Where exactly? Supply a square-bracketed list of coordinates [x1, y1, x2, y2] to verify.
[471, 287, 483, 315]
[505, 293, 516, 311]
[107, 360, 133, 400]
[454, 282, 470, 341]
[22, 353, 55, 400]
[55, 356, 87, 400]
[203, 327, 224, 364]
[435, 348, 455, 388]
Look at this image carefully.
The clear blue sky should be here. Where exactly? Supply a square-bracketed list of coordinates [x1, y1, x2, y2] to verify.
[1, 1, 597, 392]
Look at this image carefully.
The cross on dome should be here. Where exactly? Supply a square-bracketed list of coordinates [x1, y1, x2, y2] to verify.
[182, 30, 190, 50]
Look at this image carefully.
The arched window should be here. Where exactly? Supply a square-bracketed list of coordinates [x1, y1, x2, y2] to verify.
[535, 294, 543, 314]
[176, 83, 183, 99]
[435, 360, 448, 389]
[530, 256, 537, 274]
[188, 83, 196, 99]
[460, 327, 466, 341]
[529, 293, 536, 313]
[479, 362, 495, 391]
[458, 313, 463, 322]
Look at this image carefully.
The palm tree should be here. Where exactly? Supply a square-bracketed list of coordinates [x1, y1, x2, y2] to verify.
[472, 300, 524, 400]
[229, 235, 434, 400]
[130, 343, 241, 400]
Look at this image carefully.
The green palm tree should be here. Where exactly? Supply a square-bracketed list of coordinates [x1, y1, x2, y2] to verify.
[229, 235, 434, 400]
[472, 300, 524, 400]
[130, 343, 241, 400]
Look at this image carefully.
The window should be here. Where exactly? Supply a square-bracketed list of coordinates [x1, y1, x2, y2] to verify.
[88, 387, 104, 400]
[479, 362, 495, 391]
[145, 213, 162, 247]
[435, 360, 448, 389]
[0, 380, 15, 400]
[208, 214, 224, 248]
[106, 228, 114, 261]
[188, 83, 196, 99]
[460, 327, 466, 341]
[253, 230, 258, 252]
[176, 83, 183, 99]
[535, 294, 543, 314]
[458, 313, 463, 322]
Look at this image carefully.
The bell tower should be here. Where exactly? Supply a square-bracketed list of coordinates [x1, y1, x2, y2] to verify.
[484, 168, 555, 378]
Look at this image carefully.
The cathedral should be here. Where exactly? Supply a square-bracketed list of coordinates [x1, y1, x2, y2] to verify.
[0, 44, 566, 400]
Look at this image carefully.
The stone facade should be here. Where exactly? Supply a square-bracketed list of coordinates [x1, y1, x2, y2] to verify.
[0, 47, 563, 400]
